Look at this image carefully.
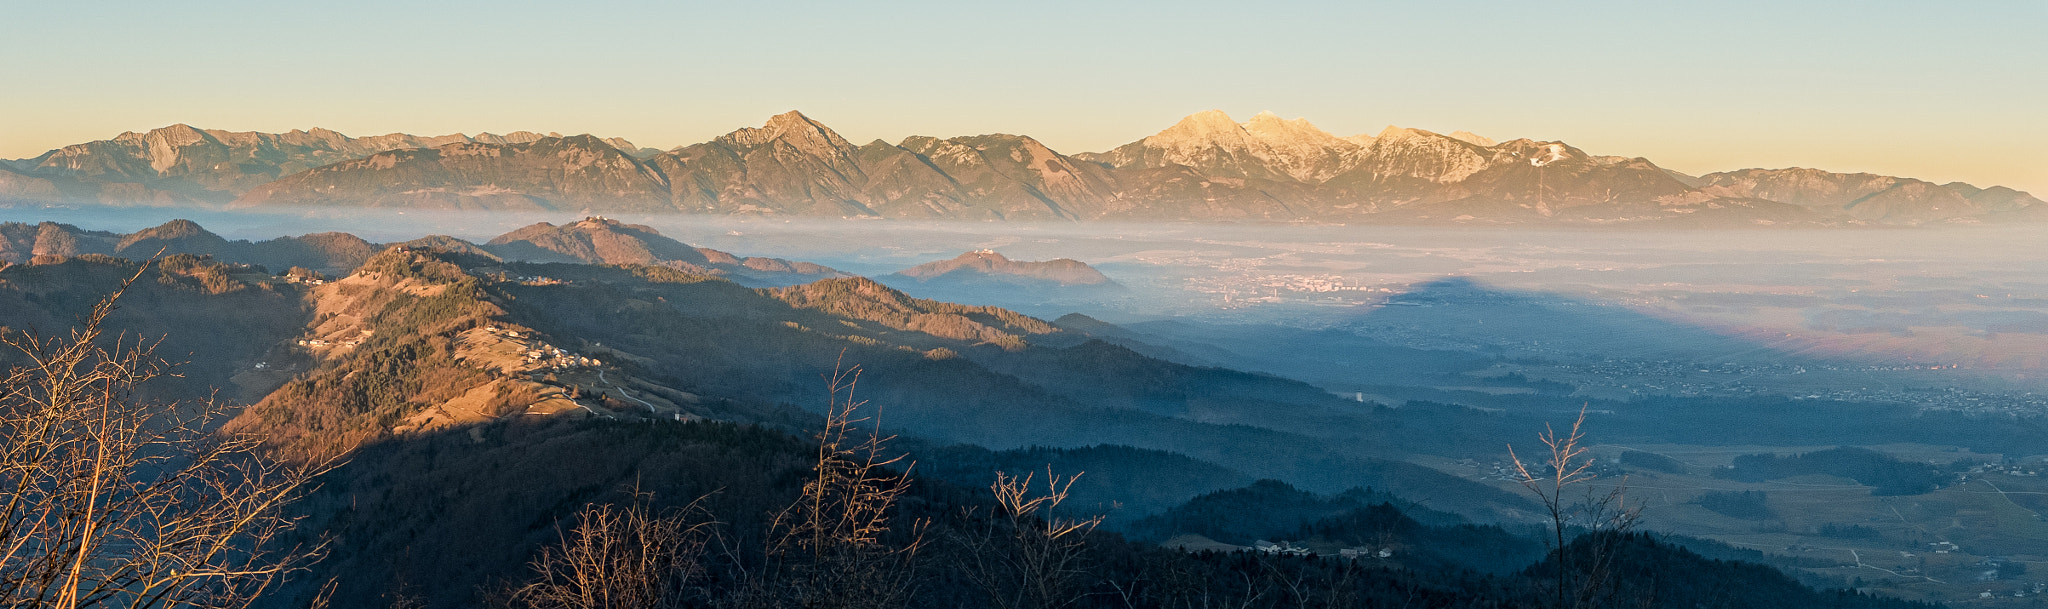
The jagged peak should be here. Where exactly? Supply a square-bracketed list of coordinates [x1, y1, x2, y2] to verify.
[1160, 110, 1242, 134]
[764, 110, 821, 131]
[1140, 110, 1252, 150]
[103, 123, 213, 148]
[151, 123, 207, 137]
[716, 110, 855, 153]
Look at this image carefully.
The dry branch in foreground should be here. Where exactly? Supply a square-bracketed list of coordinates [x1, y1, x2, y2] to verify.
[0, 262, 328, 609]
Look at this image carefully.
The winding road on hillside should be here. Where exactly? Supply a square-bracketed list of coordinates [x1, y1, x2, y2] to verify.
[597, 369, 658, 414]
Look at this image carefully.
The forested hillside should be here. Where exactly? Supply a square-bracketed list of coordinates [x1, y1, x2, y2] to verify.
[0, 245, 1955, 609]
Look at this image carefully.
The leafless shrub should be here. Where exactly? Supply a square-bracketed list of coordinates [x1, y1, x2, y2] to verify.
[725, 362, 924, 609]
[0, 262, 329, 609]
[508, 492, 718, 609]
[1508, 405, 1641, 609]
[956, 468, 1104, 609]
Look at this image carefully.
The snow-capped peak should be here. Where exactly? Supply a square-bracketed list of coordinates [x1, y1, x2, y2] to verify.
[1146, 110, 1253, 149]
[1120, 110, 1360, 182]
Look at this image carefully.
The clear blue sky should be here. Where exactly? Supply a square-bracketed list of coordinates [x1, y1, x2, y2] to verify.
[4, 0, 2043, 193]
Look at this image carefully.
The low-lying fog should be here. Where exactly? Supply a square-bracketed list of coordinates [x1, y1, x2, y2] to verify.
[9, 204, 2046, 409]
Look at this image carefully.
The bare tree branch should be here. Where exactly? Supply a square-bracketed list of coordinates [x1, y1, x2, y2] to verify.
[0, 260, 330, 609]
[1507, 405, 1642, 609]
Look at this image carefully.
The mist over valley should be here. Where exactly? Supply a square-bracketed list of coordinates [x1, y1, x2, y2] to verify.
[4, 203, 2045, 605]
[6, 3, 2044, 604]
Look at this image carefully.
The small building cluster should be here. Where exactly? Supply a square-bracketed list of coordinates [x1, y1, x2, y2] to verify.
[526, 348, 600, 369]
[1250, 540, 1315, 556]
[1964, 460, 2041, 478]
[1338, 547, 1396, 559]
[483, 325, 600, 370]
[296, 330, 370, 350]
[1982, 584, 2044, 599]
[1246, 540, 1396, 559]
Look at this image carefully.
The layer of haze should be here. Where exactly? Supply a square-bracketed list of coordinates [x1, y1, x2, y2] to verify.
[10, 205, 2048, 400]
[2, 1, 2043, 195]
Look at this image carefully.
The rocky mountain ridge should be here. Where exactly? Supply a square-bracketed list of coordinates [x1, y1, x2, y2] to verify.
[0, 217, 838, 286]
[14, 124, 655, 204]
[8, 112, 2041, 226]
[479, 217, 841, 284]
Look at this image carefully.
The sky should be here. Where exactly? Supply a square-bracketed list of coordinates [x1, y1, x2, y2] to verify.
[3, 0, 2043, 194]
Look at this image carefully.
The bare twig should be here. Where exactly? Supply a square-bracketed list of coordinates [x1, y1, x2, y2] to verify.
[1507, 405, 1641, 609]
[509, 492, 719, 609]
[957, 468, 1105, 609]
[0, 259, 331, 609]
[730, 358, 923, 609]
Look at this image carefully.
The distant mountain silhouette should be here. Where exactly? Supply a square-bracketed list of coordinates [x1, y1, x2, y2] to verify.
[0, 219, 375, 273]
[0, 217, 839, 286]
[480, 217, 841, 285]
[885, 250, 1120, 288]
[10, 112, 2040, 225]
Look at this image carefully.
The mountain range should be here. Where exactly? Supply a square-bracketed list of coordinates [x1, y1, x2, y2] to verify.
[3, 124, 660, 206]
[6, 111, 2041, 225]
[0, 216, 839, 286]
